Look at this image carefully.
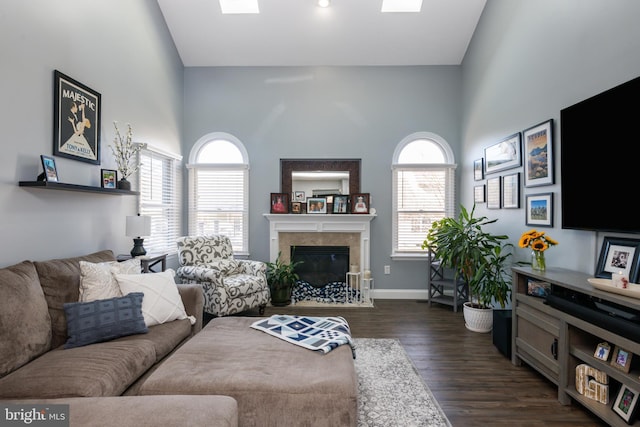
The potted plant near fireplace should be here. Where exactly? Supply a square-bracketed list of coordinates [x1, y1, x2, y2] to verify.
[422, 204, 514, 333]
[266, 251, 303, 307]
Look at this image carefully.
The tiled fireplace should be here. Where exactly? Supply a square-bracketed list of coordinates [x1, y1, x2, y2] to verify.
[264, 214, 375, 275]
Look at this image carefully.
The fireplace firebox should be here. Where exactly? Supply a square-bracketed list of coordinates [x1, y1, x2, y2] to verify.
[292, 246, 349, 288]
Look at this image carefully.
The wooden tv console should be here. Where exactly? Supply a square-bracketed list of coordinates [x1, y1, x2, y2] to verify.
[512, 266, 640, 426]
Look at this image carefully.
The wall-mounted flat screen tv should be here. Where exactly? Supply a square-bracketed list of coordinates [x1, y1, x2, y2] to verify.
[560, 75, 640, 233]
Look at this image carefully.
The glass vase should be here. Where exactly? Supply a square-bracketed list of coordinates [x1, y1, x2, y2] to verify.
[532, 250, 546, 271]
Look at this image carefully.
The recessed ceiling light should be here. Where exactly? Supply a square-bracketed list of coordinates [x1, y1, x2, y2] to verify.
[381, 0, 423, 13]
[219, 0, 259, 14]
[318, 0, 330, 8]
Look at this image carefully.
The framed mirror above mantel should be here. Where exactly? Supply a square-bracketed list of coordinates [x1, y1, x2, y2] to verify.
[280, 159, 361, 197]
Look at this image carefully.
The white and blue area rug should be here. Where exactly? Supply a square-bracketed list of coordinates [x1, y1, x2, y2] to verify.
[354, 338, 452, 427]
[250, 315, 355, 356]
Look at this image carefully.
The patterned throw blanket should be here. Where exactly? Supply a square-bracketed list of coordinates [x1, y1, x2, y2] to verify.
[250, 315, 356, 358]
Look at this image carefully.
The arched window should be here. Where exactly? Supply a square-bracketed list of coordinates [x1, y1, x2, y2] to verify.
[392, 132, 456, 258]
[187, 132, 249, 255]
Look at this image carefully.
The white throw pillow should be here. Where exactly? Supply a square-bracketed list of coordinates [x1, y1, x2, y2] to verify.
[79, 259, 141, 302]
[114, 269, 196, 327]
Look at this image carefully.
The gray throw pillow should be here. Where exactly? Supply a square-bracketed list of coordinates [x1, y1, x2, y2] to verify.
[63, 292, 148, 349]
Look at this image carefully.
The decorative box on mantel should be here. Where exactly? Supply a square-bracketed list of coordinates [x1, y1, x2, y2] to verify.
[264, 214, 376, 276]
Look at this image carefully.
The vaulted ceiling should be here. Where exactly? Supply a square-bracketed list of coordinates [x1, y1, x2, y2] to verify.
[157, 0, 487, 67]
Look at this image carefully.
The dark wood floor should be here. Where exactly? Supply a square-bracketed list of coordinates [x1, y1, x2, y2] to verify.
[257, 299, 607, 427]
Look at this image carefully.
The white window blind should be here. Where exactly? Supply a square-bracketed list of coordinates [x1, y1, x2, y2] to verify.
[394, 166, 455, 253]
[392, 133, 456, 257]
[188, 165, 249, 254]
[138, 146, 182, 256]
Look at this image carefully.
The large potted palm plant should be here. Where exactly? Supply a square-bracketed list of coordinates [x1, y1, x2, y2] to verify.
[422, 204, 514, 332]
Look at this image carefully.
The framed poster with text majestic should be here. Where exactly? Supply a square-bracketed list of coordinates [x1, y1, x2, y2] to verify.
[53, 70, 101, 165]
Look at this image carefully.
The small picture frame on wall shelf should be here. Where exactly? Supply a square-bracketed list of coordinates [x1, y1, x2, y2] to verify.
[39, 155, 59, 182]
[101, 169, 117, 189]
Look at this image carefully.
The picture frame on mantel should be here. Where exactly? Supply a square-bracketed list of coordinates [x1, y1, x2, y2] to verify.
[523, 119, 554, 187]
[53, 70, 101, 165]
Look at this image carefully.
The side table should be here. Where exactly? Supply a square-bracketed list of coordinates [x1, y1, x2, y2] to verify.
[117, 253, 167, 273]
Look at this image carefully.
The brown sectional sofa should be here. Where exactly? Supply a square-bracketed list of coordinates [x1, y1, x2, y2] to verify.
[0, 250, 237, 426]
[0, 250, 358, 427]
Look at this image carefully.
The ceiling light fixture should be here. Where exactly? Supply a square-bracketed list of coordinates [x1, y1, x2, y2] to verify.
[318, 0, 330, 8]
[219, 0, 259, 14]
[381, 0, 422, 13]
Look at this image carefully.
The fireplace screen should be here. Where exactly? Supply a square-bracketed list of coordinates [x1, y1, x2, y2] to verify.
[291, 246, 349, 287]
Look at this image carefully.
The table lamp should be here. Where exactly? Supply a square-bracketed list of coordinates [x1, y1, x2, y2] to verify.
[126, 214, 151, 257]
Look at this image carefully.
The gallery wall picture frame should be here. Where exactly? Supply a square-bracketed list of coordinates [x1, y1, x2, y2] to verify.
[101, 169, 117, 189]
[270, 193, 290, 214]
[351, 193, 370, 214]
[484, 132, 521, 175]
[502, 172, 520, 209]
[486, 177, 501, 209]
[474, 185, 486, 204]
[613, 383, 640, 423]
[525, 192, 553, 227]
[307, 197, 327, 214]
[53, 70, 101, 165]
[40, 155, 59, 182]
[474, 158, 484, 181]
[332, 195, 350, 214]
[594, 236, 640, 282]
[611, 346, 634, 373]
[523, 119, 554, 187]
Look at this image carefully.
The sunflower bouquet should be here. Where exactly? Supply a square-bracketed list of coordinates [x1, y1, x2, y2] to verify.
[519, 229, 558, 271]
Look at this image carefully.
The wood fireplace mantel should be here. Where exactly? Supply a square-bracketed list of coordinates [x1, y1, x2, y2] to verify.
[264, 214, 376, 274]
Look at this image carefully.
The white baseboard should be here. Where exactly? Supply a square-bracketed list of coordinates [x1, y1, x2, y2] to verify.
[371, 289, 429, 300]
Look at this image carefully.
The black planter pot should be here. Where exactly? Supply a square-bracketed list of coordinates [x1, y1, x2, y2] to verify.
[492, 309, 512, 359]
[270, 284, 292, 307]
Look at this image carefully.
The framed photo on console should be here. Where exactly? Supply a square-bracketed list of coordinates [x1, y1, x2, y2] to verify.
[611, 346, 633, 373]
[594, 342, 611, 361]
[613, 383, 639, 423]
[595, 237, 640, 283]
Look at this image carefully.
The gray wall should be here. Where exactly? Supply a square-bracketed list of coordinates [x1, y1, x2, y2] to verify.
[0, 0, 183, 266]
[183, 66, 461, 295]
[461, 0, 640, 278]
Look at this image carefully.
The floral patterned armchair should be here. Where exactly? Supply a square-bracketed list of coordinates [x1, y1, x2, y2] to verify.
[176, 235, 270, 317]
